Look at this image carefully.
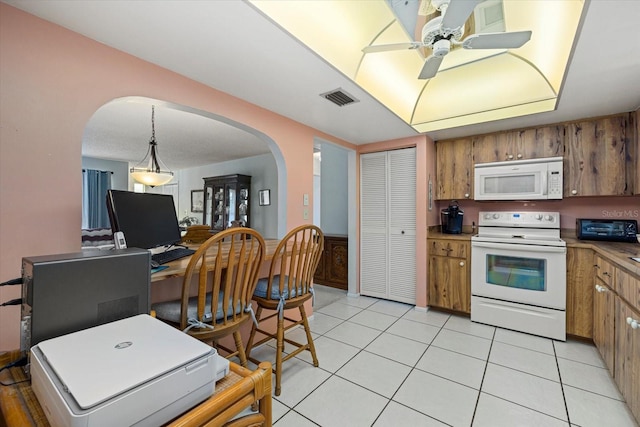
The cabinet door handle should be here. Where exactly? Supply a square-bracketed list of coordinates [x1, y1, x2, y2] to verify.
[459, 261, 465, 267]
[571, 189, 578, 195]
[464, 193, 470, 199]
[517, 153, 523, 159]
[627, 317, 639, 330]
[595, 284, 607, 293]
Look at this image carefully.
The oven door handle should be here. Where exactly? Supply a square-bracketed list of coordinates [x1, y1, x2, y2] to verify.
[471, 241, 566, 254]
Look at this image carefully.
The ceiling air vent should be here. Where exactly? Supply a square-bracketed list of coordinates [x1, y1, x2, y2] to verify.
[320, 89, 359, 107]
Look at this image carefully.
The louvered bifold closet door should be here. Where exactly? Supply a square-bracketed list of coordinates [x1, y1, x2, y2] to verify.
[360, 152, 388, 298]
[360, 148, 416, 304]
[388, 148, 416, 304]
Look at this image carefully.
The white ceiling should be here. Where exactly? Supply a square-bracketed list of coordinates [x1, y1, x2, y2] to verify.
[3, 0, 640, 170]
[83, 99, 273, 170]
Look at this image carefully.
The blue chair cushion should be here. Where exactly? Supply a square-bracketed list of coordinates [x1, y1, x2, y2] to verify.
[152, 291, 241, 324]
[253, 275, 303, 300]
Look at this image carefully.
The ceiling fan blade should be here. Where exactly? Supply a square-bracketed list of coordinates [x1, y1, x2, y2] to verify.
[362, 42, 422, 53]
[462, 30, 532, 49]
[441, 0, 484, 31]
[418, 55, 444, 79]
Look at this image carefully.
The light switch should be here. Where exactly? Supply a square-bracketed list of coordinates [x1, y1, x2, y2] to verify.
[303, 193, 309, 206]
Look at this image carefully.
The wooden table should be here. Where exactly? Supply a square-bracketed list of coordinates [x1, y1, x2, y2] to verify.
[151, 239, 281, 282]
[0, 351, 272, 427]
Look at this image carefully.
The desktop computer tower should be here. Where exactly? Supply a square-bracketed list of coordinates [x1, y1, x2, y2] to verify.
[20, 248, 151, 354]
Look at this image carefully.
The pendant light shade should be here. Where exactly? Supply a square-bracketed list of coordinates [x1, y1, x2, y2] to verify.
[130, 105, 174, 187]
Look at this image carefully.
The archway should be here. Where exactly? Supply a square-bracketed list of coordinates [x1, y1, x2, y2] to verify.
[82, 96, 288, 238]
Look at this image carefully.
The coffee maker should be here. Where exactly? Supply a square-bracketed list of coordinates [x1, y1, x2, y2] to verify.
[441, 201, 464, 234]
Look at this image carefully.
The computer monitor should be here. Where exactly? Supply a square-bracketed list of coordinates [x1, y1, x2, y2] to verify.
[106, 190, 181, 249]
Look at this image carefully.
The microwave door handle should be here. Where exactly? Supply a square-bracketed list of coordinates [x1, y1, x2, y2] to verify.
[541, 170, 548, 196]
[472, 241, 566, 253]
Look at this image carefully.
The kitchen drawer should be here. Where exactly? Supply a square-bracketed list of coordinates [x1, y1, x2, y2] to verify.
[594, 256, 615, 287]
[616, 268, 640, 310]
[429, 239, 469, 258]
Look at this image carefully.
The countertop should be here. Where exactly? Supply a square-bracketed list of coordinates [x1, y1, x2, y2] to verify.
[427, 228, 640, 277]
[561, 235, 640, 277]
[427, 231, 474, 241]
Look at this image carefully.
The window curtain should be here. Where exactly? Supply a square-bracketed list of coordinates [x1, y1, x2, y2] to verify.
[82, 169, 112, 229]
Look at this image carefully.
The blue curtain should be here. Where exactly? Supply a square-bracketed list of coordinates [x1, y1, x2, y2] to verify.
[82, 169, 112, 229]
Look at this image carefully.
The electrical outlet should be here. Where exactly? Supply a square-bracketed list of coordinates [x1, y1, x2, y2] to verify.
[303, 208, 309, 220]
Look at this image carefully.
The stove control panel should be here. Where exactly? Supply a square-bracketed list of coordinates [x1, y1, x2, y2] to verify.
[478, 211, 560, 228]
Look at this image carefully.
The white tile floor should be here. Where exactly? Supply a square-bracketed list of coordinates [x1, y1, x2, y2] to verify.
[242, 288, 639, 427]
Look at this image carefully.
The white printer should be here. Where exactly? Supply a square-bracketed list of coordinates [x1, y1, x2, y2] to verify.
[30, 314, 222, 427]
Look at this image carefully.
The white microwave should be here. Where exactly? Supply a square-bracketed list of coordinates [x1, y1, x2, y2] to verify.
[474, 156, 563, 201]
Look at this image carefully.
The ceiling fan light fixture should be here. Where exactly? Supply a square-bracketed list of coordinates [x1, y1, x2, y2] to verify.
[129, 105, 174, 187]
[432, 39, 451, 57]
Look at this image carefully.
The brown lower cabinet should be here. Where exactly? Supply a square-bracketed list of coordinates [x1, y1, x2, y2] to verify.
[566, 247, 594, 338]
[427, 238, 470, 314]
[615, 299, 640, 422]
[591, 255, 640, 424]
[313, 235, 348, 290]
[614, 268, 640, 423]
[592, 277, 615, 373]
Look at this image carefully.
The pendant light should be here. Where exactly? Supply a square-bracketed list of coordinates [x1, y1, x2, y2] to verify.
[130, 105, 174, 187]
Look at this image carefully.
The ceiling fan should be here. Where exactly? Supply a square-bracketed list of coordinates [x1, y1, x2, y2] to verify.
[363, 0, 532, 79]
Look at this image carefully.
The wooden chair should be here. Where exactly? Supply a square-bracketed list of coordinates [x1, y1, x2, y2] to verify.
[153, 228, 266, 368]
[245, 225, 324, 395]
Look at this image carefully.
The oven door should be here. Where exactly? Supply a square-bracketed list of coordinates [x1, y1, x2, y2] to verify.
[471, 240, 566, 309]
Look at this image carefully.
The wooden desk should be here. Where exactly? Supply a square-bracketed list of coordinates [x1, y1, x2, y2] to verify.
[0, 352, 272, 427]
[151, 239, 281, 282]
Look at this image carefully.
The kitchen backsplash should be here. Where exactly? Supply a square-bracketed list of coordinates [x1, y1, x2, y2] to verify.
[435, 197, 639, 229]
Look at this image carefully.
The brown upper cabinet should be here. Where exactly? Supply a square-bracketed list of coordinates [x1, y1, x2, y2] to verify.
[435, 137, 473, 200]
[473, 125, 564, 164]
[564, 113, 635, 197]
[435, 111, 638, 200]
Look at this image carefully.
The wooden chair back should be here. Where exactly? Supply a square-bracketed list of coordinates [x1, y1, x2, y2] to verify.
[179, 228, 265, 341]
[263, 224, 324, 304]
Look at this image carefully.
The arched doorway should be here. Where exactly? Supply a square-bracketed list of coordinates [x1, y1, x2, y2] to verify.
[82, 96, 288, 238]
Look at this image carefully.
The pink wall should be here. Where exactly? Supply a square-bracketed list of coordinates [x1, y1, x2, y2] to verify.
[0, 4, 354, 350]
[434, 197, 639, 232]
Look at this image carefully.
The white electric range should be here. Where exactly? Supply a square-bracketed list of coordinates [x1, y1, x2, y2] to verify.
[471, 211, 567, 341]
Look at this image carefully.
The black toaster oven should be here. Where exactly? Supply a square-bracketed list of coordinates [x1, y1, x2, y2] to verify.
[576, 219, 638, 243]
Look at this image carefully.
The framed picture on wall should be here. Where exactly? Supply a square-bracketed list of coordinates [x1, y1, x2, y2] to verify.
[259, 189, 271, 206]
[191, 190, 204, 212]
